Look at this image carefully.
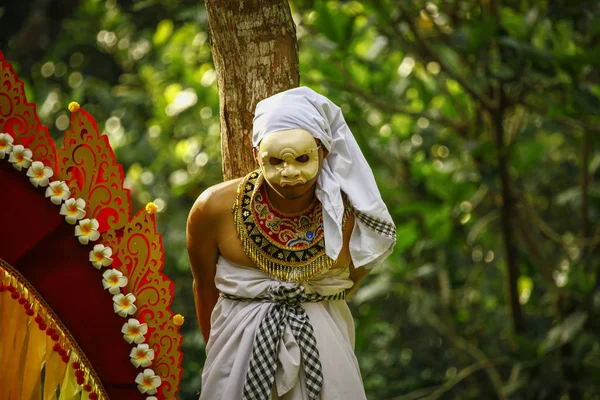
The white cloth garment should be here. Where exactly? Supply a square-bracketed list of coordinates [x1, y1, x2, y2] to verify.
[200, 256, 367, 400]
[253, 86, 396, 269]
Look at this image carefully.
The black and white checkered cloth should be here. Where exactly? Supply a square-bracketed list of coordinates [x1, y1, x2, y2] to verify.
[221, 286, 346, 400]
[354, 208, 397, 241]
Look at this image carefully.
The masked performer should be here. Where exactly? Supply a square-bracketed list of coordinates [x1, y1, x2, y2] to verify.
[187, 87, 396, 399]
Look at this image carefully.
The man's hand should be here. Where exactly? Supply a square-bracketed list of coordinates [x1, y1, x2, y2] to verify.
[347, 263, 370, 299]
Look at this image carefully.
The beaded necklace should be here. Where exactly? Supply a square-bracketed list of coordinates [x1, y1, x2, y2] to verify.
[233, 170, 351, 282]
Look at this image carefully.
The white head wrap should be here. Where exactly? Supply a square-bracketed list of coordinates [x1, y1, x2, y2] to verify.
[253, 87, 396, 269]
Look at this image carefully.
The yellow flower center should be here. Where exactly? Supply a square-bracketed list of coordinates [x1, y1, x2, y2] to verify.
[68, 203, 78, 213]
[121, 298, 130, 308]
[35, 169, 45, 178]
[80, 224, 91, 234]
[109, 275, 119, 284]
[142, 376, 153, 387]
[16, 154, 23, 162]
[136, 350, 146, 358]
[129, 326, 140, 335]
[94, 252, 105, 262]
[53, 186, 64, 196]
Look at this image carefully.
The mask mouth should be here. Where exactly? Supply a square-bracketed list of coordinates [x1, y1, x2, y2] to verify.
[280, 180, 304, 187]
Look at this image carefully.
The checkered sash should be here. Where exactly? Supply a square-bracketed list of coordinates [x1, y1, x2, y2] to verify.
[221, 286, 346, 400]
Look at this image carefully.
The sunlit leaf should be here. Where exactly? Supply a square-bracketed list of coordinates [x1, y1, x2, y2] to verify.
[153, 19, 174, 46]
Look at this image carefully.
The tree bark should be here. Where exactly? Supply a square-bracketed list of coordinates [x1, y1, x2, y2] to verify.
[204, 0, 300, 180]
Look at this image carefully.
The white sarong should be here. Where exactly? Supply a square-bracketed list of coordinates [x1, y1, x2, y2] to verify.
[200, 256, 367, 400]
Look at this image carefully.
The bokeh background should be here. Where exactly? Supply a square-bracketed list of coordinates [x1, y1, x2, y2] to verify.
[2, 0, 600, 399]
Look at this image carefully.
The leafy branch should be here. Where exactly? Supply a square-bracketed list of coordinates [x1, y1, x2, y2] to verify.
[319, 78, 468, 134]
[393, 8, 497, 111]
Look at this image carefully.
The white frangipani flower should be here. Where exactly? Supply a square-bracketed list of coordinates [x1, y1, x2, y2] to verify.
[130, 343, 155, 368]
[90, 244, 113, 269]
[8, 144, 32, 171]
[135, 369, 161, 395]
[0, 133, 14, 159]
[45, 180, 71, 205]
[60, 198, 86, 224]
[121, 318, 148, 344]
[75, 218, 100, 245]
[147, 397, 157, 400]
[102, 268, 127, 294]
[26, 161, 54, 187]
[113, 293, 137, 317]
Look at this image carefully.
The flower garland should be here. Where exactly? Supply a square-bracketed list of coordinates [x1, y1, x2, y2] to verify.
[0, 106, 172, 399]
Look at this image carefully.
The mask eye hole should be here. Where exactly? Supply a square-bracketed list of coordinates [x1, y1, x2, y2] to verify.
[269, 157, 284, 166]
[295, 154, 309, 163]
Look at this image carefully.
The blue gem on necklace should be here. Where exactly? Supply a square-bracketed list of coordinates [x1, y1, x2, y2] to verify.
[306, 231, 314, 240]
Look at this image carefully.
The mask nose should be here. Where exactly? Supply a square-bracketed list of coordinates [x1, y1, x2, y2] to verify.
[281, 162, 300, 179]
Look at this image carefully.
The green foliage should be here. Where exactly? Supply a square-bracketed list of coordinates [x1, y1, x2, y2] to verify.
[2, 0, 600, 398]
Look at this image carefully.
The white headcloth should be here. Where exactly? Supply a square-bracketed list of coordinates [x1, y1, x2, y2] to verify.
[252, 87, 396, 269]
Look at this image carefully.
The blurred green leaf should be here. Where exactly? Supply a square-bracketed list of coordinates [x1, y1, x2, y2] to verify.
[395, 220, 419, 252]
[153, 19, 174, 46]
[543, 312, 588, 352]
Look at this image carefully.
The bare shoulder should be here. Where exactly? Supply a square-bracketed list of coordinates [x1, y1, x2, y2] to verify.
[187, 178, 242, 227]
[186, 177, 243, 275]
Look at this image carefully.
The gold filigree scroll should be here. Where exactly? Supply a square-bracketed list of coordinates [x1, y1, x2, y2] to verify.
[103, 209, 183, 400]
[56, 103, 183, 400]
[55, 109, 130, 233]
[0, 52, 57, 170]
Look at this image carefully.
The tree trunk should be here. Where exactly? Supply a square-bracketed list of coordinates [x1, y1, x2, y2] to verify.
[204, 0, 300, 180]
[493, 88, 526, 335]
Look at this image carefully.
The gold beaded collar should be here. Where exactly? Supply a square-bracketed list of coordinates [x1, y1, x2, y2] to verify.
[232, 170, 351, 282]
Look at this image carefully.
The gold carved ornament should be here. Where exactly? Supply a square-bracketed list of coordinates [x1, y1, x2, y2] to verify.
[0, 51, 183, 399]
[0, 259, 108, 399]
[0, 55, 57, 169]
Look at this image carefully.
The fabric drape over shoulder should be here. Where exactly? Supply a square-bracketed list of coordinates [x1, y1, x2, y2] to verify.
[252, 87, 396, 269]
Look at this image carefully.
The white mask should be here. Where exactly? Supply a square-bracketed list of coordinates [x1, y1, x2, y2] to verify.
[257, 129, 320, 188]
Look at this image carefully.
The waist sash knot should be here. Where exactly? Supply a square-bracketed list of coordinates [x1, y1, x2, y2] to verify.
[221, 285, 346, 400]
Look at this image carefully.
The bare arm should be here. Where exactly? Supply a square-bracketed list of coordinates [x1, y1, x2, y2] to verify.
[186, 190, 221, 343]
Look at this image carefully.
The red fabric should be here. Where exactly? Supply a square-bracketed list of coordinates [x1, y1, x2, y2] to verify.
[0, 162, 62, 263]
[0, 162, 144, 400]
